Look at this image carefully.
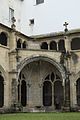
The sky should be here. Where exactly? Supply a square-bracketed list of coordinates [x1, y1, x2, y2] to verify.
[30, 0, 80, 35]
[48, 0, 80, 31]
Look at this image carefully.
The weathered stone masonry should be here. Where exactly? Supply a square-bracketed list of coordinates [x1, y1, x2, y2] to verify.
[0, 23, 80, 112]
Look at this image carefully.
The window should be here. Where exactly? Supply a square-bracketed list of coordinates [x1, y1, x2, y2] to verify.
[41, 42, 48, 50]
[9, 8, 14, 22]
[50, 41, 57, 50]
[36, 0, 44, 5]
[71, 37, 80, 50]
[29, 19, 34, 25]
[17, 39, 22, 48]
[0, 32, 7, 46]
[22, 41, 27, 48]
[43, 81, 52, 106]
[58, 39, 65, 51]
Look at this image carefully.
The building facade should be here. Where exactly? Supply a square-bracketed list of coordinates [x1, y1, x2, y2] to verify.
[1, 0, 80, 36]
[0, 23, 80, 112]
[0, 0, 80, 113]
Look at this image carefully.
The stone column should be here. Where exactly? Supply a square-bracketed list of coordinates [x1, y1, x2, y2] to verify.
[52, 83, 54, 109]
[64, 58, 70, 111]
[19, 80, 21, 104]
[27, 82, 31, 107]
[56, 42, 59, 51]
[65, 36, 71, 51]
[38, 83, 43, 107]
[9, 30, 16, 50]
[48, 42, 50, 50]
[71, 81, 77, 109]
[64, 74, 70, 110]
[11, 78, 18, 109]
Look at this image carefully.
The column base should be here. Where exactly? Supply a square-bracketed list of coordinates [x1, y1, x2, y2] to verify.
[62, 106, 70, 112]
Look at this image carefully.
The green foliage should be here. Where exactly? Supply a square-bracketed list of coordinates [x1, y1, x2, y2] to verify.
[0, 113, 80, 120]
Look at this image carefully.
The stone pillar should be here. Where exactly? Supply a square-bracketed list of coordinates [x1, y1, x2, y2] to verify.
[48, 42, 50, 50]
[64, 74, 70, 111]
[19, 80, 21, 104]
[65, 36, 71, 51]
[71, 81, 77, 109]
[27, 83, 31, 107]
[38, 83, 43, 107]
[9, 30, 16, 50]
[4, 78, 10, 108]
[56, 42, 59, 51]
[11, 78, 18, 109]
[52, 83, 54, 109]
[63, 55, 71, 111]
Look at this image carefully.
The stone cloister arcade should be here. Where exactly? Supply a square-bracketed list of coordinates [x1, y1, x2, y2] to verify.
[0, 23, 80, 112]
[17, 56, 65, 111]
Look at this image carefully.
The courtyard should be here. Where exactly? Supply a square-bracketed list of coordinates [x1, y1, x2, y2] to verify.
[0, 112, 80, 120]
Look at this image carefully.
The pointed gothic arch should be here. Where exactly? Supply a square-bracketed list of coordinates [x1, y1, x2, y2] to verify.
[76, 78, 80, 106]
[50, 41, 57, 50]
[17, 39, 22, 48]
[41, 42, 48, 50]
[21, 80, 27, 106]
[71, 37, 80, 50]
[17, 55, 66, 110]
[18, 55, 66, 84]
[0, 32, 7, 46]
[58, 39, 65, 51]
[0, 75, 4, 107]
[54, 81, 64, 109]
[43, 81, 52, 106]
[22, 41, 27, 48]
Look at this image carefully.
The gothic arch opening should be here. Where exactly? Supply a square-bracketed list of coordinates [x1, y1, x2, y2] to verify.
[41, 42, 48, 50]
[21, 80, 27, 106]
[51, 72, 55, 82]
[18, 83, 20, 102]
[71, 37, 80, 50]
[54, 81, 63, 109]
[17, 39, 22, 48]
[43, 81, 52, 106]
[58, 39, 65, 51]
[18, 56, 65, 110]
[22, 41, 27, 48]
[0, 75, 4, 107]
[50, 41, 57, 50]
[0, 32, 7, 46]
[76, 78, 80, 106]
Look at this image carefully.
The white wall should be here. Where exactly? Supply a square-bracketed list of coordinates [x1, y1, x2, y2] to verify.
[0, 0, 80, 36]
[0, 0, 22, 30]
[0, 0, 9, 25]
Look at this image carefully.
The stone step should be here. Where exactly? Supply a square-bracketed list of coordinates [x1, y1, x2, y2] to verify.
[22, 107, 45, 112]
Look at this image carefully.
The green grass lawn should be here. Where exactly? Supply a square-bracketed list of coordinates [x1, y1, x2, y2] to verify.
[0, 112, 80, 120]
